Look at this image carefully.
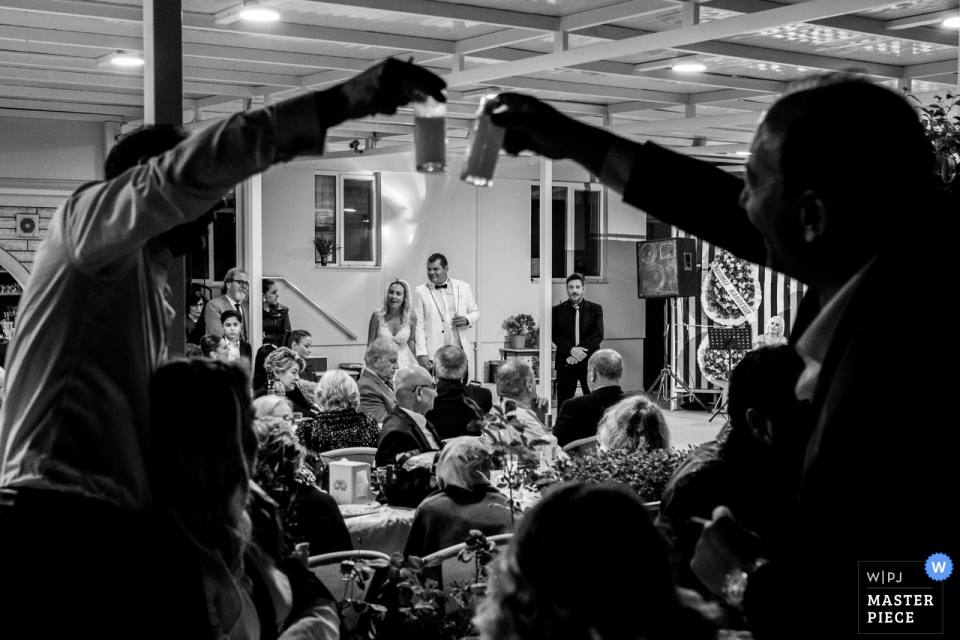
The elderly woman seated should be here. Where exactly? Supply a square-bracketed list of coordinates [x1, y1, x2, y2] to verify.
[254, 416, 353, 556]
[254, 347, 319, 418]
[476, 483, 722, 640]
[296, 370, 380, 454]
[403, 437, 514, 558]
[596, 394, 671, 452]
[253, 395, 294, 423]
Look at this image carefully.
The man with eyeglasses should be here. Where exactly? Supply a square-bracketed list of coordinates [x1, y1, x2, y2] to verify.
[205, 267, 249, 341]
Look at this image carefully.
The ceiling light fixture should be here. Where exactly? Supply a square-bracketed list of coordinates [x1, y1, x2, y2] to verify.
[215, 1, 280, 25]
[734, 151, 752, 156]
[673, 62, 707, 73]
[96, 51, 144, 68]
[943, 16, 960, 28]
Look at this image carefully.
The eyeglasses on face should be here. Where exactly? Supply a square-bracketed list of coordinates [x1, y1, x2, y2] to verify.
[227, 279, 250, 288]
[415, 383, 437, 392]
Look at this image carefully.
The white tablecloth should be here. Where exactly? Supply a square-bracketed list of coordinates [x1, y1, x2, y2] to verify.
[344, 506, 416, 555]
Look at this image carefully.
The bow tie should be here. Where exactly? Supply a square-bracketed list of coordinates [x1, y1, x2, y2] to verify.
[572, 304, 580, 310]
[434, 283, 448, 290]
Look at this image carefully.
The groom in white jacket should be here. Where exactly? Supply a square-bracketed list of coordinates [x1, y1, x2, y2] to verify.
[413, 253, 480, 380]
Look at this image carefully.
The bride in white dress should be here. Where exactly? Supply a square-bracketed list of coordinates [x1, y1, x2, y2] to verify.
[367, 279, 418, 369]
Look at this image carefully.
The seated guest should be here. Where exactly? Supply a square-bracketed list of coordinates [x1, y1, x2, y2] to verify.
[476, 483, 720, 640]
[254, 416, 353, 556]
[425, 345, 492, 440]
[376, 366, 442, 507]
[185, 292, 206, 344]
[255, 347, 319, 418]
[404, 437, 513, 559]
[219, 309, 252, 365]
[152, 359, 340, 639]
[183, 344, 203, 359]
[657, 346, 805, 592]
[286, 329, 318, 382]
[199, 334, 231, 361]
[553, 349, 626, 447]
[297, 370, 379, 453]
[597, 395, 670, 452]
[253, 343, 278, 391]
[486, 359, 546, 447]
[358, 338, 399, 423]
[253, 395, 294, 423]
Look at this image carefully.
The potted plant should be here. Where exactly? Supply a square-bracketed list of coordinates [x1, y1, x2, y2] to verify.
[553, 447, 691, 507]
[500, 314, 537, 350]
[313, 236, 341, 266]
[907, 91, 960, 198]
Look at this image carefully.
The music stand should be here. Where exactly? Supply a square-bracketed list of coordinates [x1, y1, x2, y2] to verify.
[706, 325, 752, 422]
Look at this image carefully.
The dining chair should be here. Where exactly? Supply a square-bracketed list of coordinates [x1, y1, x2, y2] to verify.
[308, 550, 392, 605]
[320, 446, 377, 467]
[560, 435, 598, 457]
[421, 533, 514, 590]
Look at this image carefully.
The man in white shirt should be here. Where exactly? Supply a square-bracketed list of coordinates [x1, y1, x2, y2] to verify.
[0, 58, 446, 639]
[204, 267, 249, 340]
[413, 253, 479, 378]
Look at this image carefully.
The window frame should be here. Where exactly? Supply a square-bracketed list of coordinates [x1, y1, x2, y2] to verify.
[314, 172, 381, 268]
[530, 181, 605, 283]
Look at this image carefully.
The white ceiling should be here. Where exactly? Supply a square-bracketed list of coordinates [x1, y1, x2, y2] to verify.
[0, 0, 957, 167]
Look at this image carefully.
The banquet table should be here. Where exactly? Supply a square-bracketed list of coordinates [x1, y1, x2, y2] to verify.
[343, 505, 416, 555]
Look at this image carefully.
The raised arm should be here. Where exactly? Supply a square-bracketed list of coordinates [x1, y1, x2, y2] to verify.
[413, 288, 427, 357]
[367, 311, 380, 347]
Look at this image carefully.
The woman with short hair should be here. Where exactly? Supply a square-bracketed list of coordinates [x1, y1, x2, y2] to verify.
[597, 394, 671, 452]
[262, 279, 292, 347]
[253, 395, 294, 423]
[254, 347, 319, 418]
[296, 369, 379, 454]
[185, 292, 206, 344]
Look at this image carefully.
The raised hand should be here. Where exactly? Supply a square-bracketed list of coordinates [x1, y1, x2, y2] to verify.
[322, 58, 446, 126]
[489, 93, 579, 160]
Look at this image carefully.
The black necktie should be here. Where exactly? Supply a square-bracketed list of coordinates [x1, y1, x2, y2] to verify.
[235, 303, 244, 339]
[435, 283, 447, 290]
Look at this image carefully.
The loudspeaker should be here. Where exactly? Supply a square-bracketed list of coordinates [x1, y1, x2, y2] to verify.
[637, 237, 700, 298]
[16, 214, 39, 237]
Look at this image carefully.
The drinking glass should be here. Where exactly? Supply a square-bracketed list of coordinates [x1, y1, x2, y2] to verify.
[461, 93, 506, 187]
[413, 96, 447, 173]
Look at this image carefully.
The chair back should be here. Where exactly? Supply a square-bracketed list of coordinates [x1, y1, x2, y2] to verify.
[309, 550, 392, 602]
[561, 435, 598, 456]
[321, 447, 377, 467]
[421, 533, 514, 589]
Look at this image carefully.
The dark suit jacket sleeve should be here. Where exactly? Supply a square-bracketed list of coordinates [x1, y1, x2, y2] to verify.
[552, 401, 580, 447]
[479, 388, 493, 413]
[294, 487, 353, 555]
[623, 143, 767, 266]
[552, 305, 574, 359]
[375, 417, 417, 467]
[581, 304, 604, 353]
[359, 380, 389, 423]
[204, 298, 225, 338]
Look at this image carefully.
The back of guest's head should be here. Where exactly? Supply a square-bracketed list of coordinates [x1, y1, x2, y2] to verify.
[728, 345, 805, 436]
[496, 358, 534, 400]
[150, 359, 254, 574]
[265, 347, 304, 378]
[365, 337, 398, 365]
[253, 344, 278, 389]
[104, 124, 188, 180]
[588, 349, 623, 381]
[199, 334, 222, 358]
[219, 309, 241, 326]
[252, 395, 293, 420]
[316, 369, 361, 411]
[427, 252, 448, 268]
[598, 395, 670, 452]
[184, 344, 203, 359]
[286, 329, 312, 348]
[477, 482, 714, 640]
[253, 416, 304, 490]
[434, 345, 467, 381]
[436, 437, 491, 492]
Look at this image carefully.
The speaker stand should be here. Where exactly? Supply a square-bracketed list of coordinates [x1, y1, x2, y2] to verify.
[646, 300, 709, 412]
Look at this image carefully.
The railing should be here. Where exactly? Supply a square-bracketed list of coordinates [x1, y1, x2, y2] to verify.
[265, 275, 357, 341]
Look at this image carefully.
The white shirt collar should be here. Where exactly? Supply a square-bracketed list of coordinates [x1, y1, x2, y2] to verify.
[226, 294, 241, 306]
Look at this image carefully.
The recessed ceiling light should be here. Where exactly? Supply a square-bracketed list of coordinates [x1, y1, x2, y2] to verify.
[943, 16, 960, 28]
[734, 151, 751, 156]
[96, 51, 144, 67]
[673, 62, 707, 73]
[239, 2, 280, 22]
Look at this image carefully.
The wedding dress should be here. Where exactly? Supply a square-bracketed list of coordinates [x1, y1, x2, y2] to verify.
[378, 314, 418, 368]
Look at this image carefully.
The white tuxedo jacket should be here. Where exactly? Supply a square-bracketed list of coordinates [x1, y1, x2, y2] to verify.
[413, 278, 479, 361]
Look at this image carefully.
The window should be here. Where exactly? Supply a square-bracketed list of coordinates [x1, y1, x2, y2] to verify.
[191, 191, 236, 283]
[531, 183, 603, 280]
[314, 173, 380, 267]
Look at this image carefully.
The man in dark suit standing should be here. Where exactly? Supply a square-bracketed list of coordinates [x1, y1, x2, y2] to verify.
[552, 273, 604, 408]
[426, 345, 492, 441]
[553, 349, 626, 447]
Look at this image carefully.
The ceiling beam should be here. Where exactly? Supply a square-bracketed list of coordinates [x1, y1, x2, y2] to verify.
[444, 0, 899, 87]
[456, 29, 545, 54]
[0, 84, 197, 109]
[885, 9, 959, 30]
[0, 67, 260, 97]
[635, 69, 785, 92]
[297, 0, 560, 31]
[0, 96, 142, 118]
[903, 59, 960, 79]
[469, 75, 691, 104]
[560, 0, 678, 31]
[605, 110, 761, 134]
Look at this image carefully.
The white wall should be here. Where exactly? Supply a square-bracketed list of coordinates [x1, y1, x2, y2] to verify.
[262, 152, 648, 391]
[0, 116, 104, 182]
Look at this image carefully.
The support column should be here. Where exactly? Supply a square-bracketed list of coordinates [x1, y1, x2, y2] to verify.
[538, 157, 553, 414]
[144, 0, 185, 355]
[238, 176, 264, 357]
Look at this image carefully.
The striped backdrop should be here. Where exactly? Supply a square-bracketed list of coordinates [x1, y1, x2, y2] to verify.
[671, 229, 807, 392]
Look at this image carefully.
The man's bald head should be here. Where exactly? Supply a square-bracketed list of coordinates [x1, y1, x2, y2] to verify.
[588, 349, 623, 386]
[395, 365, 437, 414]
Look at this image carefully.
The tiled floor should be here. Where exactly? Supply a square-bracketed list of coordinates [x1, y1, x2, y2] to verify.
[662, 409, 726, 451]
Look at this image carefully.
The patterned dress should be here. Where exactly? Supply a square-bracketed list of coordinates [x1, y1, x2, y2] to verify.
[377, 313, 417, 369]
[296, 408, 380, 454]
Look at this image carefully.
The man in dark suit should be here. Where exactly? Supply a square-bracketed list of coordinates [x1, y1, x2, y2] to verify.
[552, 273, 604, 408]
[204, 267, 249, 340]
[553, 349, 626, 447]
[357, 338, 398, 423]
[425, 345, 492, 441]
[492, 82, 957, 638]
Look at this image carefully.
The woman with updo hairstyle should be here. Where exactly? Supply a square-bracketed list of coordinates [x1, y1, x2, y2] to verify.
[254, 346, 319, 418]
[253, 395, 294, 423]
[597, 394, 671, 452]
[475, 483, 720, 640]
[199, 334, 230, 362]
[296, 369, 379, 454]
